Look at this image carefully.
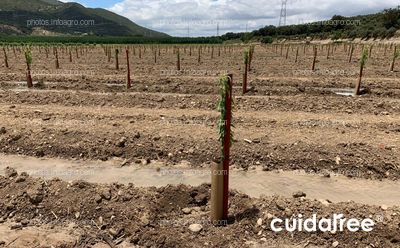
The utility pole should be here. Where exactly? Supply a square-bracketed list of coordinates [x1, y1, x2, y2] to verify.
[279, 0, 288, 27]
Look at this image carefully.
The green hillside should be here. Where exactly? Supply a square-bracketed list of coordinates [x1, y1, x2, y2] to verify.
[222, 7, 400, 42]
[0, 0, 168, 37]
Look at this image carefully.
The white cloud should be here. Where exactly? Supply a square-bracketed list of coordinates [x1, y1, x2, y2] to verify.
[107, 0, 399, 37]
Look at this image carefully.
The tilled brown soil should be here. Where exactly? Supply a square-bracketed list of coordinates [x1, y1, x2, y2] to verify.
[0, 102, 398, 180]
[0, 169, 399, 248]
[0, 44, 399, 246]
[0, 44, 399, 180]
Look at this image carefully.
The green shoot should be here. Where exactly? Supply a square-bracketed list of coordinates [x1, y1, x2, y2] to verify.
[360, 47, 369, 68]
[24, 46, 32, 67]
[217, 74, 234, 159]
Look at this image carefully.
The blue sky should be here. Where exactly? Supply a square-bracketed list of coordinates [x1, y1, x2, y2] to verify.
[61, 0, 399, 37]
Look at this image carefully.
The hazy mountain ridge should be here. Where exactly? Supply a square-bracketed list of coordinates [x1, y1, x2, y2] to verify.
[0, 0, 168, 37]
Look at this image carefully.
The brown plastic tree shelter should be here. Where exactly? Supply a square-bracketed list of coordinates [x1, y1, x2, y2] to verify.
[211, 74, 233, 223]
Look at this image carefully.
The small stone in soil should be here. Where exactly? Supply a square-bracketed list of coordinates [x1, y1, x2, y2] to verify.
[120, 159, 129, 167]
[275, 200, 286, 210]
[182, 208, 192, 214]
[140, 215, 150, 226]
[319, 199, 331, 206]
[35, 150, 45, 157]
[95, 194, 102, 203]
[141, 159, 150, 165]
[194, 194, 207, 204]
[5, 167, 18, 178]
[116, 137, 127, 147]
[244, 139, 252, 144]
[109, 228, 118, 237]
[292, 191, 306, 198]
[27, 189, 43, 204]
[10, 223, 22, 230]
[284, 208, 293, 217]
[21, 219, 29, 226]
[100, 188, 112, 200]
[264, 213, 274, 219]
[189, 224, 203, 233]
[323, 171, 331, 178]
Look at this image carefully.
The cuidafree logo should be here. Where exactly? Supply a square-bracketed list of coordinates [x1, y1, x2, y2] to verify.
[270, 214, 375, 233]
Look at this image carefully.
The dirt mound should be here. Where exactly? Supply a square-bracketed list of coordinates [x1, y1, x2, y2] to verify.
[0, 169, 399, 248]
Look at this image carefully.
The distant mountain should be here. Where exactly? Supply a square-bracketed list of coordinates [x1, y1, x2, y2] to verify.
[0, 0, 168, 37]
